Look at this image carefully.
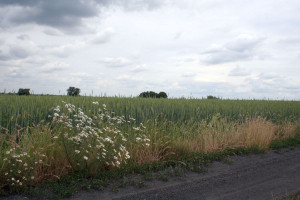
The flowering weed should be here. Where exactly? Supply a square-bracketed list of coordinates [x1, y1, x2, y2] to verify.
[0, 101, 150, 191]
[49, 101, 150, 174]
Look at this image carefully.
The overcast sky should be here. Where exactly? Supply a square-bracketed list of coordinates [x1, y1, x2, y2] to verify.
[0, 0, 299, 99]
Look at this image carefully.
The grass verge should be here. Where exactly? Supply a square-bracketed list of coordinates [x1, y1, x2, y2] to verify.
[1, 136, 299, 199]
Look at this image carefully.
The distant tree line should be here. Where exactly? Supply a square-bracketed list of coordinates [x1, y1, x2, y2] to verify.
[139, 91, 168, 98]
[9, 87, 219, 99]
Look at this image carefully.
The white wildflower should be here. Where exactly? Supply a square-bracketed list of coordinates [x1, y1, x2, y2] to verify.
[75, 150, 80, 154]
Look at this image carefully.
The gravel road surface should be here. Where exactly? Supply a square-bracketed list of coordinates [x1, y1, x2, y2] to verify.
[72, 148, 300, 200]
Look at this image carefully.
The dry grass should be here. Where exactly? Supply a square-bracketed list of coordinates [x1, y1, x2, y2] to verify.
[170, 117, 298, 155]
[128, 129, 173, 164]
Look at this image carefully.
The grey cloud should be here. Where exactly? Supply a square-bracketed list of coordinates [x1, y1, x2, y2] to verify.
[107, 0, 166, 11]
[0, 39, 4, 46]
[0, 0, 99, 32]
[258, 73, 280, 80]
[0, 46, 31, 61]
[17, 34, 30, 40]
[9, 46, 31, 59]
[0, 50, 11, 61]
[0, 0, 165, 32]
[5, 67, 31, 79]
[91, 28, 115, 44]
[0, 0, 37, 6]
[278, 37, 300, 44]
[243, 73, 298, 97]
[201, 35, 264, 65]
[202, 51, 251, 65]
[225, 37, 263, 52]
[43, 29, 62, 36]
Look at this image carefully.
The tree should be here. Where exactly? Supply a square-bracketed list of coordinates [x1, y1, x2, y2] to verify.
[158, 92, 168, 98]
[139, 91, 168, 98]
[67, 86, 80, 96]
[17, 88, 30, 96]
[207, 95, 219, 99]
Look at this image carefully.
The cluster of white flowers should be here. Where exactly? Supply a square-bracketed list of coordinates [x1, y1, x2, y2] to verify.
[1, 101, 151, 189]
[2, 148, 44, 187]
[51, 101, 150, 169]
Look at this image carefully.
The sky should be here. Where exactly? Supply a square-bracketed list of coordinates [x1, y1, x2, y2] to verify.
[0, 0, 300, 99]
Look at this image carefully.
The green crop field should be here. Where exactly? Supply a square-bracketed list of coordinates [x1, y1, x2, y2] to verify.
[1, 94, 299, 134]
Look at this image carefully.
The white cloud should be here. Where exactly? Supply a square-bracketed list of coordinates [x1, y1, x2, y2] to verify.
[130, 64, 148, 73]
[40, 62, 69, 73]
[98, 57, 132, 68]
[49, 41, 86, 58]
[229, 66, 250, 77]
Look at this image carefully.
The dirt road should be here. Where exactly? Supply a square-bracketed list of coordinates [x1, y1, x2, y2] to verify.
[71, 148, 300, 200]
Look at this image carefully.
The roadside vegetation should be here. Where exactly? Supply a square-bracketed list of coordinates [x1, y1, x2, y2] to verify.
[0, 94, 300, 198]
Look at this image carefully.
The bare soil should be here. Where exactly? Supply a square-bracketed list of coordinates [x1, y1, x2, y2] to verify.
[3, 147, 300, 200]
